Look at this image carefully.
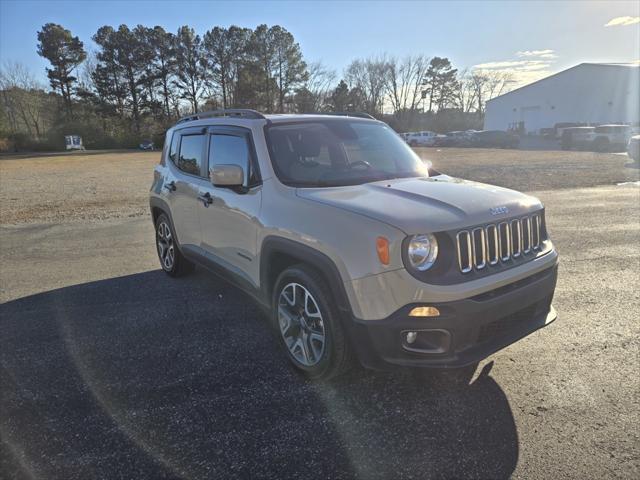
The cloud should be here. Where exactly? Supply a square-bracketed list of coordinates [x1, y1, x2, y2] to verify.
[472, 56, 557, 88]
[517, 49, 557, 59]
[474, 60, 550, 70]
[604, 16, 640, 27]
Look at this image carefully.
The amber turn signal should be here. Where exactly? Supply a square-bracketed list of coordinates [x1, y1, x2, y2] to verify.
[376, 236, 390, 265]
[408, 306, 440, 317]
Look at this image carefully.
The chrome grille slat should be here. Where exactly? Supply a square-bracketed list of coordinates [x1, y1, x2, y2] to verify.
[485, 225, 499, 265]
[456, 231, 473, 273]
[532, 214, 541, 249]
[522, 217, 532, 253]
[511, 219, 522, 258]
[472, 227, 486, 269]
[455, 213, 544, 273]
[498, 222, 511, 261]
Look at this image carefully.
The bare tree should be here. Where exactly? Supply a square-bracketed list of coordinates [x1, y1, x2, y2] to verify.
[345, 56, 390, 115]
[470, 70, 514, 114]
[0, 62, 54, 139]
[384, 54, 430, 124]
[453, 69, 478, 113]
[300, 61, 336, 112]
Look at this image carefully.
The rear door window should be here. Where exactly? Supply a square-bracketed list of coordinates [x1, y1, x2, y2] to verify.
[177, 134, 205, 176]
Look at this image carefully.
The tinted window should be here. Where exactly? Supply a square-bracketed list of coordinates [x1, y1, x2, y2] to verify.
[177, 134, 204, 176]
[208, 134, 253, 185]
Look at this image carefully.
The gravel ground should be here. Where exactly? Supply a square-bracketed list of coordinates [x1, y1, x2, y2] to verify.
[1, 149, 639, 479]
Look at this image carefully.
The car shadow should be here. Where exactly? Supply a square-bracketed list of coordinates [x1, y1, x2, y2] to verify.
[1, 269, 518, 479]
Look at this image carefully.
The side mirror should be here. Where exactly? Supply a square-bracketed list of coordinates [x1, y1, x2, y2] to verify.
[210, 164, 244, 187]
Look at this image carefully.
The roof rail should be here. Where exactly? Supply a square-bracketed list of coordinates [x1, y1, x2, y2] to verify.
[177, 109, 267, 124]
[323, 112, 376, 120]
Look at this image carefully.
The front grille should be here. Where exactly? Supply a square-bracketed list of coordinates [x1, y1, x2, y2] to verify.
[456, 214, 543, 273]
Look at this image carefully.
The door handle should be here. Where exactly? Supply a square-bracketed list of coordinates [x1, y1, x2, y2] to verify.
[163, 181, 176, 192]
[197, 192, 213, 207]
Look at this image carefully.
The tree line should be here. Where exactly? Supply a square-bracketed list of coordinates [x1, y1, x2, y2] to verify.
[0, 22, 513, 151]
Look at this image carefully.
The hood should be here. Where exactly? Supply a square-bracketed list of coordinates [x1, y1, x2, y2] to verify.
[296, 175, 543, 234]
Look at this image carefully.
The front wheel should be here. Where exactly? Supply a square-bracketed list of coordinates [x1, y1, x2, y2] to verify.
[273, 265, 353, 380]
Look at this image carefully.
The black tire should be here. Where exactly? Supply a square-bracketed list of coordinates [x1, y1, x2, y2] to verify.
[155, 213, 194, 277]
[272, 265, 353, 380]
[410, 140, 418, 147]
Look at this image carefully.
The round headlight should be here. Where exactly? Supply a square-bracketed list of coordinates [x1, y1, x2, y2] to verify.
[407, 234, 438, 271]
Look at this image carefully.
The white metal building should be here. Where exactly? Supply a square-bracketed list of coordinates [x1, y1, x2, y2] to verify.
[484, 63, 640, 134]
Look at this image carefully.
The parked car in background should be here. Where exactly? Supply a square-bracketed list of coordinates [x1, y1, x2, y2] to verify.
[627, 135, 640, 162]
[471, 130, 520, 149]
[406, 131, 438, 147]
[539, 127, 556, 139]
[434, 131, 474, 148]
[555, 122, 588, 139]
[431, 134, 449, 147]
[139, 139, 155, 150]
[586, 125, 632, 152]
[560, 126, 594, 150]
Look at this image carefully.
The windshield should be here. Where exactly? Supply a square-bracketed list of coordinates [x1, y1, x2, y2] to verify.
[265, 120, 428, 187]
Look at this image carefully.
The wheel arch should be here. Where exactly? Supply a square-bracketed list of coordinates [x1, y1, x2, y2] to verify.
[260, 236, 353, 315]
[149, 197, 184, 249]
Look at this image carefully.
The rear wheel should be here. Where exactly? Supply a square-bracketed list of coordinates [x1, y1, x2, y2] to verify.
[155, 213, 194, 277]
[273, 265, 353, 380]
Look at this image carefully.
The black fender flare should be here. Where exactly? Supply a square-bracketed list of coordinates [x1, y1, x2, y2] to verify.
[259, 236, 352, 315]
[149, 197, 172, 224]
[149, 197, 185, 251]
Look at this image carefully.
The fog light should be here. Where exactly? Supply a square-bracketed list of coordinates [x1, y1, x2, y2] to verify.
[401, 329, 451, 354]
[408, 306, 440, 317]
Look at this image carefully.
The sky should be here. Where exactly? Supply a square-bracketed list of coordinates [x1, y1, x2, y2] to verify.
[1, 0, 639, 88]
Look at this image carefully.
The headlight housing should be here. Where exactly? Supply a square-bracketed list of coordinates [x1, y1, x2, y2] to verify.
[407, 233, 439, 271]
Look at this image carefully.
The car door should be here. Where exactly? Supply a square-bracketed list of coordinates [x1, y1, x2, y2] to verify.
[164, 127, 209, 250]
[197, 126, 262, 288]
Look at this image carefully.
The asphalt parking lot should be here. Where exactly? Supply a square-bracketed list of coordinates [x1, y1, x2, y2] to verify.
[1, 148, 639, 479]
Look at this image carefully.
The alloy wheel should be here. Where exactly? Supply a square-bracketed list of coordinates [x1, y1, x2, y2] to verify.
[156, 221, 175, 271]
[278, 282, 326, 367]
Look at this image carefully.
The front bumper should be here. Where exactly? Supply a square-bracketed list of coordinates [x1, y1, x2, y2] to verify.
[345, 264, 558, 370]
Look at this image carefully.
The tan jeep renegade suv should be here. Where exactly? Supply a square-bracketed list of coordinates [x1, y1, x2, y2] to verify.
[150, 109, 558, 380]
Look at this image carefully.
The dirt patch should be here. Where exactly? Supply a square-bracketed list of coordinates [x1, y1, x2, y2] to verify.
[1, 148, 637, 225]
